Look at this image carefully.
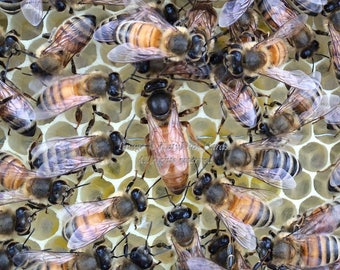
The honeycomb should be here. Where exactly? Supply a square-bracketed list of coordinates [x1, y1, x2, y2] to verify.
[0, 0, 339, 269]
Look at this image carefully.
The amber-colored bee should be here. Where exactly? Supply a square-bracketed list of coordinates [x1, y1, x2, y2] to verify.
[212, 137, 300, 189]
[0, 28, 22, 58]
[141, 78, 208, 194]
[0, 206, 35, 237]
[20, 0, 123, 26]
[29, 129, 128, 178]
[0, 77, 36, 137]
[30, 15, 96, 76]
[323, 0, 340, 85]
[193, 173, 274, 250]
[257, 0, 320, 60]
[0, 152, 74, 205]
[256, 232, 340, 269]
[281, 200, 340, 235]
[226, 14, 319, 90]
[259, 72, 335, 137]
[186, 0, 217, 62]
[35, 71, 124, 122]
[58, 186, 147, 249]
[93, 0, 191, 63]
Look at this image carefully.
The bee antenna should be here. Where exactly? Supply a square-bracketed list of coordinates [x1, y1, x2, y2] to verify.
[111, 232, 130, 257]
[179, 181, 191, 206]
[123, 114, 136, 141]
[145, 177, 162, 196]
[164, 187, 176, 207]
[145, 222, 152, 248]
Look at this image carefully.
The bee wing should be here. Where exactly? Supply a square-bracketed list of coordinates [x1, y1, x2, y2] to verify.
[214, 206, 257, 250]
[0, 190, 30, 205]
[67, 216, 125, 249]
[187, 257, 225, 270]
[20, 0, 43, 26]
[79, 0, 124, 4]
[58, 197, 117, 221]
[260, 67, 319, 91]
[123, 0, 176, 31]
[325, 105, 340, 125]
[218, 80, 259, 129]
[13, 250, 77, 267]
[329, 22, 340, 73]
[107, 44, 168, 63]
[294, 0, 327, 14]
[30, 136, 102, 178]
[219, 0, 254, 27]
[329, 160, 340, 190]
[247, 167, 296, 189]
[272, 13, 308, 40]
[93, 19, 120, 43]
[259, 0, 297, 27]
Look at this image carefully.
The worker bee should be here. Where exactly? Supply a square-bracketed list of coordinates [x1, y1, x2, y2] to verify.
[185, 0, 217, 62]
[0, 239, 30, 269]
[29, 128, 128, 178]
[141, 78, 208, 194]
[30, 15, 96, 76]
[0, 77, 36, 137]
[215, 74, 261, 130]
[328, 159, 340, 192]
[281, 200, 340, 235]
[212, 137, 300, 189]
[0, 152, 75, 205]
[0, 28, 22, 58]
[93, 0, 191, 63]
[193, 173, 274, 250]
[163, 202, 204, 269]
[257, 0, 320, 60]
[225, 14, 319, 90]
[256, 232, 340, 269]
[20, 0, 123, 27]
[322, 0, 340, 85]
[35, 71, 125, 123]
[0, 206, 35, 237]
[259, 71, 334, 137]
[58, 184, 147, 249]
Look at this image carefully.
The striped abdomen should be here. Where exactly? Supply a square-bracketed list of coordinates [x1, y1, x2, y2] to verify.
[115, 21, 162, 48]
[255, 149, 301, 177]
[265, 40, 288, 67]
[226, 186, 274, 227]
[257, 0, 297, 31]
[300, 235, 340, 267]
[0, 153, 28, 189]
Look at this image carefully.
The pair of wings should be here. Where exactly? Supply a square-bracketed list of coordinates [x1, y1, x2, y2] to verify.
[146, 101, 189, 175]
[58, 196, 129, 249]
[30, 135, 103, 178]
[0, 80, 36, 123]
[210, 182, 276, 251]
[226, 137, 298, 189]
[217, 78, 259, 129]
[93, 0, 182, 63]
[34, 73, 97, 120]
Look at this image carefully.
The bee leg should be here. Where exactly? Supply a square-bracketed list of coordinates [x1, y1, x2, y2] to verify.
[76, 168, 86, 182]
[181, 121, 211, 156]
[217, 100, 227, 135]
[92, 165, 104, 178]
[140, 117, 148, 124]
[151, 242, 172, 250]
[178, 101, 206, 117]
[92, 104, 111, 125]
[75, 106, 83, 130]
[70, 58, 77, 74]
[85, 115, 95, 136]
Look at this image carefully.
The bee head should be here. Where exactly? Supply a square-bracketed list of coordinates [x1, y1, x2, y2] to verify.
[147, 90, 172, 121]
[166, 206, 192, 223]
[212, 141, 227, 166]
[130, 188, 147, 213]
[193, 172, 213, 196]
[48, 180, 69, 205]
[109, 131, 126, 156]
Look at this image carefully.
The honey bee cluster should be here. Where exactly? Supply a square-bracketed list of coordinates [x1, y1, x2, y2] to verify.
[0, 0, 339, 269]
